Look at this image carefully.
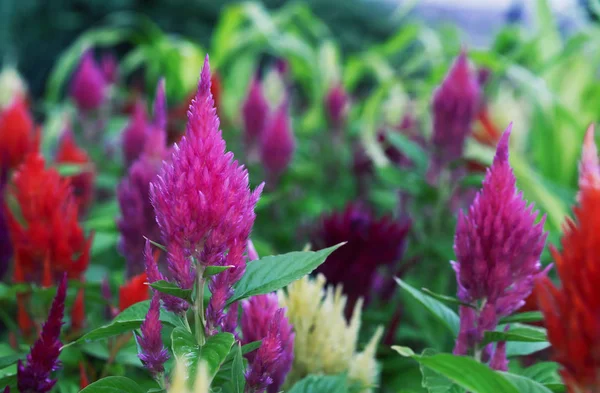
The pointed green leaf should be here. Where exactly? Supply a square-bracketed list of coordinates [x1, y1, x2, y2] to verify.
[204, 266, 234, 278]
[287, 374, 349, 393]
[149, 280, 192, 302]
[228, 244, 344, 304]
[79, 376, 145, 393]
[482, 325, 547, 346]
[501, 373, 554, 393]
[231, 343, 246, 393]
[419, 349, 464, 393]
[499, 311, 544, 324]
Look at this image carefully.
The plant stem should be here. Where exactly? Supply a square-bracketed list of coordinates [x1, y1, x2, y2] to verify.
[195, 266, 206, 345]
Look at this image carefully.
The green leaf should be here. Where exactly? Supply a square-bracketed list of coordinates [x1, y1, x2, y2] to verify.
[287, 374, 349, 393]
[420, 288, 475, 309]
[66, 300, 184, 346]
[203, 266, 234, 278]
[228, 244, 344, 305]
[79, 376, 145, 393]
[145, 237, 167, 253]
[520, 362, 561, 385]
[395, 278, 460, 336]
[171, 328, 235, 383]
[501, 373, 553, 393]
[149, 280, 192, 302]
[506, 341, 551, 358]
[0, 374, 16, 390]
[385, 130, 428, 171]
[0, 354, 24, 369]
[419, 349, 463, 393]
[499, 312, 544, 324]
[231, 343, 246, 393]
[55, 163, 92, 177]
[543, 384, 566, 393]
[482, 325, 547, 346]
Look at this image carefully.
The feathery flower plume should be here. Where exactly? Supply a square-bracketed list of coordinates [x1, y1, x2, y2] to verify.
[260, 102, 295, 181]
[6, 153, 92, 285]
[55, 128, 95, 214]
[70, 50, 106, 112]
[0, 97, 38, 170]
[17, 275, 67, 393]
[122, 101, 150, 167]
[325, 83, 349, 129]
[150, 56, 263, 330]
[242, 77, 269, 150]
[452, 125, 548, 362]
[312, 203, 411, 312]
[242, 294, 294, 393]
[168, 359, 210, 393]
[153, 78, 167, 131]
[0, 166, 11, 279]
[347, 327, 384, 393]
[535, 128, 600, 392]
[278, 274, 382, 388]
[119, 272, 149, 311]
[0, 66, 27, 110]
[428, 51, 480, 182]
[101, 53, 118, 85]
[138, 294, 169, 378]
[578, 124, 600, 194]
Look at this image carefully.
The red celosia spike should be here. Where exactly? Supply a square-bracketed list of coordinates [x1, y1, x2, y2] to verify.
[119, 272, 149, 311]
[71, 287, 85, 331]
[79, 362, 89, 389]
[17, 296, 33, 337]
[0, 98, 36, 170]
[42, 254, 52, 288]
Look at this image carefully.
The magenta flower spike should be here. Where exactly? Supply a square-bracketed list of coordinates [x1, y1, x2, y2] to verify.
[153, 78, 167, 132]
[138, 294, 170, 378]
[242, 295, 294, 393]
[428, 51, 480, 182]
[325, 83, 349, 129]
[578, 124, 600, 193]
[17, 275, 67, 393]
[101, 53, 118, 84]
[452, 125, 548, 361]
[69, 49, 107, 112]
[150, 56, 263, 330]
[242, 77, 269, 148]
[260, 102, 295, 180]
[122, 101, 150, 167]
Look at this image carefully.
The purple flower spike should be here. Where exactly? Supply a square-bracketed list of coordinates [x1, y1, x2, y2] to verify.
[17, 275, 67, 393]
[325, 83, 349, 129]
[489, 326, 509, 372]
[242, 77, 269, 148]
[122, 101, 149, 167]
[70, 49, 106, 112]
[101, 53, 118, 84]
[452, 125, 548, 363]
[428, 51, 480, 182]
[260, 102, 295, 180]
[138, 294, 170, 378]
[242, 296, 294, 393]
[153, 78, 167, 131]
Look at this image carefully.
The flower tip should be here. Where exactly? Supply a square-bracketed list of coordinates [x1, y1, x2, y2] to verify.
[199, 55, 212, 94]
[153, 78, 167, 129]
[494, 123, 512, 163]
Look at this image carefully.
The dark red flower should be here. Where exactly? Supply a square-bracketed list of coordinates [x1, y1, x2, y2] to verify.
[55, 130, 95, 214]
[71, 287, 85, 331]
[312, 203, 411, 310]
[0, 98, 38, 170]
[119, 272, 149, 311]
[6, 153, 92, 285]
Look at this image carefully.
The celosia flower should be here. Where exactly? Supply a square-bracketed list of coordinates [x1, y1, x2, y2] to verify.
[71, 287, 85, 331]
[122, 101, 150, 167]
[347, 327, 384, 393]
[278, 274, 382, 389]
[260, 102, 295, 180]
[241, 294, 294, 393]
[101, 53, 118, 85]
[17, 275, 67, 393]
[452, 125, 547, 362]
[325, 83, 349, 129]
[312, 203, 411, 311]
[535, 126, 600, 392]
[0, 166, 11, 279]
[144, 240, 188, 315]
[153, 78, 167, 132]
[55, 129, 95, 213]
[428, 51, 480, 182]
[0, 97, 38, 170]
[242, 77, 269, 149]
[138, 294, 169, 378]
[150, 56, 263, 330]
[70, 50, 106, 111]
[169, 359, 210, 393]
[119, 272, 149, 311]
[578, 124, 600, 193]
[79, 362, 89, 389]
[247, 239, 259, 261]
[6, 153, 92, 285]
[0, 66, 27, 110]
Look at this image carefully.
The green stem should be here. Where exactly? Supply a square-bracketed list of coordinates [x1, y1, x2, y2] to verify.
[195, 266, 206, 345]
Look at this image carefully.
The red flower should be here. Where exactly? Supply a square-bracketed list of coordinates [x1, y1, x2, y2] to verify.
[119, 272, 149, 311]
[0, 98, 38, 170]
[535, 131, 600, 392]
[55, 130, 95, 214]
[5, 153, 92, 285]
[71, 287, 85, 331]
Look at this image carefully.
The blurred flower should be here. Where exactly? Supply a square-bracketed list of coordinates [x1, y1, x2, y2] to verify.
[453, 126, 548, 362]
[70, 50, 106, 112]
[138, 294, 169, 378]
[0, 66, 27, 110]
[0, 97, 38, 171]
[278, 274, 382, 389]
[242, 294, 294, 393]
[535, 127, 600, 392]
[247, 239, 259, 261]
[150, 56, 263, 332]
[122, 101, 150, 167]
[312, 203, 411, 311]
[17, 275, 67, 393]
[144, 240, 188, 315]
[101, 53, 118, 85]
[242, 77, 269, 150]
[377, 113, 424, 168]
[0, 166, 11, 279]
[347, 327, 384, 393]
[169, 359, 210, 393]
[6, 153, 92, 285]
[119, 272, 149, 311]
[55, 129, 95, 214]
[428, 51, 480, 182]
[325, 83, 349, 129]
[578, 124, 600, 193]
[153, 78, 167, 132]
[260, 102, 295, 181]
[79, 362, 89, 389]
[71, 287, 85, 331]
